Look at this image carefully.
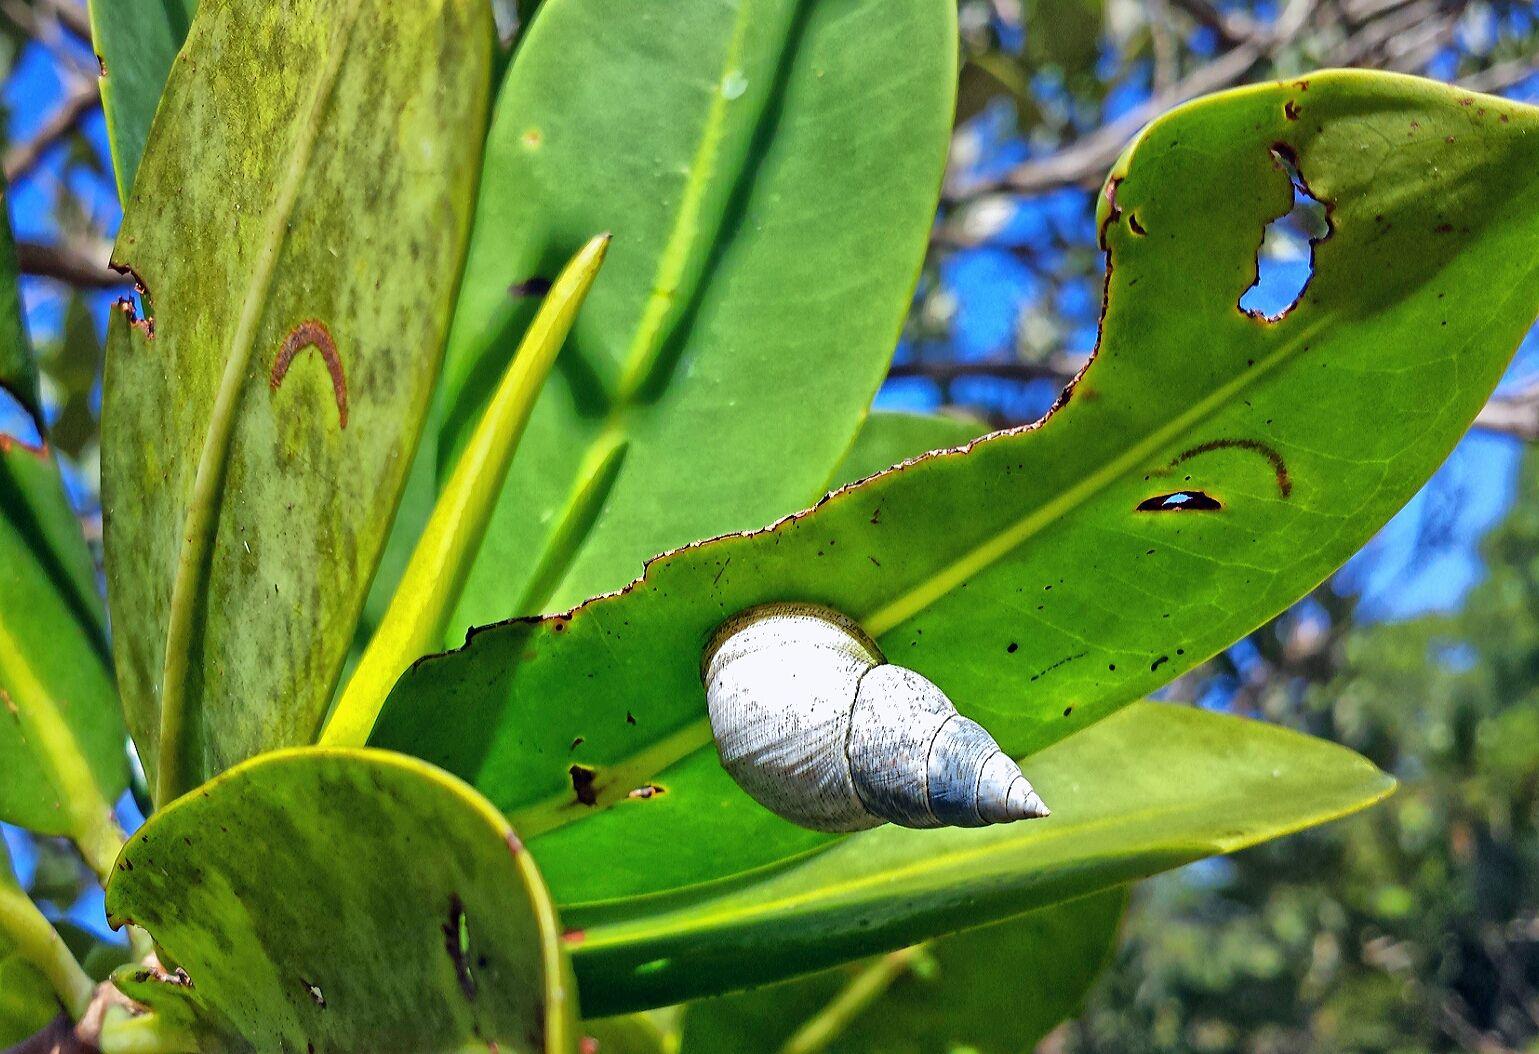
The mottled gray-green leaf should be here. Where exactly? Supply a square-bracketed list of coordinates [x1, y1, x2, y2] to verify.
[105, 749, 577, 1053]
[101, 0, 493, 800]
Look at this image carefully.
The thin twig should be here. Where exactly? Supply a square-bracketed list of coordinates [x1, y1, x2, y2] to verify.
[15, 240, 127, 288]
[4, 77, 101, 184]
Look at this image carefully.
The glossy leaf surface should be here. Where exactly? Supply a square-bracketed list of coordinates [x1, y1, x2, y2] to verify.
[88, 0, 196, 201]
[101, 0, 492, 801]
[105, 749, 576, 1053]
[374, 72, 1539, 904]
[678, 888, 1126, 1054]
[438, 0, 956, 627]
[568, 704, 1392, 1013]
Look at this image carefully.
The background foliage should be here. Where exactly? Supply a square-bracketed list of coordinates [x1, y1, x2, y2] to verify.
[1, 0, 1537, 1050]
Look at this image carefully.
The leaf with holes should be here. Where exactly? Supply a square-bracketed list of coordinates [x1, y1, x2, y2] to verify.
[101, 0, 493, 804]
[88, 0, 197, 202]
[372, 70, 1539, 905]
[105, 749, 575, 1053]
[0, 196, 124, 873]
[435, 0, 956, 630]
[677, 887, 1126, 1054]
[568, 704, 1391, 1013]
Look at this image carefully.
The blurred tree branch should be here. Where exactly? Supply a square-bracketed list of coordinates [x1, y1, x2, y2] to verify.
[4, 75, 100, 184]
[15, 237, 124, 288]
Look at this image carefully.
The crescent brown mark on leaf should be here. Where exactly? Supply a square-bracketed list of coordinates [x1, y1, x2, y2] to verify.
[270, 319, 348, 429]
[1165, 438, 1292, 498]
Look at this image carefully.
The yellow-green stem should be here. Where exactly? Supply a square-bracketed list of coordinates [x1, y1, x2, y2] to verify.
[320, 234, 611, 748]
[779, 946, 925, 1054]
[97, 1006, 198, 1054]
[0, 878, 94, 1020]
[0, 618, 123, 883]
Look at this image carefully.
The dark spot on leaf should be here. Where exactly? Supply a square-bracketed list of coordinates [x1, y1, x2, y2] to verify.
[1283, 100, 1301, 120]
[1137, 491, 1222, 513]
[1063, 706, 1074, 717]
[626, 711, 637, 725]
[442, 894, 477, 1002]
[1151, 655, 1170, 672]
[569, 765, 598, 806]
[1007, 642, 1019, 654]
[569, 736, 584, 751]
[1030, 651, 1087, 683]
[271, 320, 348, 428]
[1128, 213, 1147, 236]
[508, 276, 553, 298]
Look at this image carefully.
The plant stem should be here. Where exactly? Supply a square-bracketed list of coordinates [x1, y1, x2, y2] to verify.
[778, 946, 925, 1054]
[0, 618, 124, 883]
[0, 878, 94, 1020]
[320, 233, 610, 748]
[96, 1008, 197, 1054]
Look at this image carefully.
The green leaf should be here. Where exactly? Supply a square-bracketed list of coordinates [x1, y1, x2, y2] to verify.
[372, 71, 1539, 903]
[0, 196, 124, 878]
[323, 236, 610, 749]
[566, 704, 1392, 1013]
[88, 0, 196, 202]
[678, 888, 1126, 1054]
[100, 0, 494, 804]
[0, 948, 56, 1049]
[581, 1012, 676, 1054]
[104, 749, 577, 1053]
[437, 0, 957, 627]
[0, 177, 40, 427]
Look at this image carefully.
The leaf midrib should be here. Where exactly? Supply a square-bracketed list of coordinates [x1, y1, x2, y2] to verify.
[153, 0, 366, 805]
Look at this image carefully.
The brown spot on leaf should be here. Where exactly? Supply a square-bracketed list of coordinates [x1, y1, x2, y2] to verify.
[1283, 100, 1301, 121]
[271, 320, 348, 428]
[1164, 438, 1292, 497]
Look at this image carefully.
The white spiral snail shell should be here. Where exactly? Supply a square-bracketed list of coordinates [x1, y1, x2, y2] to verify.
[702, 603, 1050, 833]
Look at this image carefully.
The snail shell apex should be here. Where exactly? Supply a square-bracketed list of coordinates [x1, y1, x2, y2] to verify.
[702, 603, 1049, 833]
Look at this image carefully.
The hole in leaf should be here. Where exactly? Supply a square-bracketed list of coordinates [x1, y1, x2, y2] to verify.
[301, 979, 326, 1008]
[1238, 146, 1329, 321]
[1137, 491, 1223, 513]
[569, 764, 599, 806]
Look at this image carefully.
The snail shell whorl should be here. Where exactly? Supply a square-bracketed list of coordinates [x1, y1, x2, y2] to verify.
[703, 603, 1050, 833]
